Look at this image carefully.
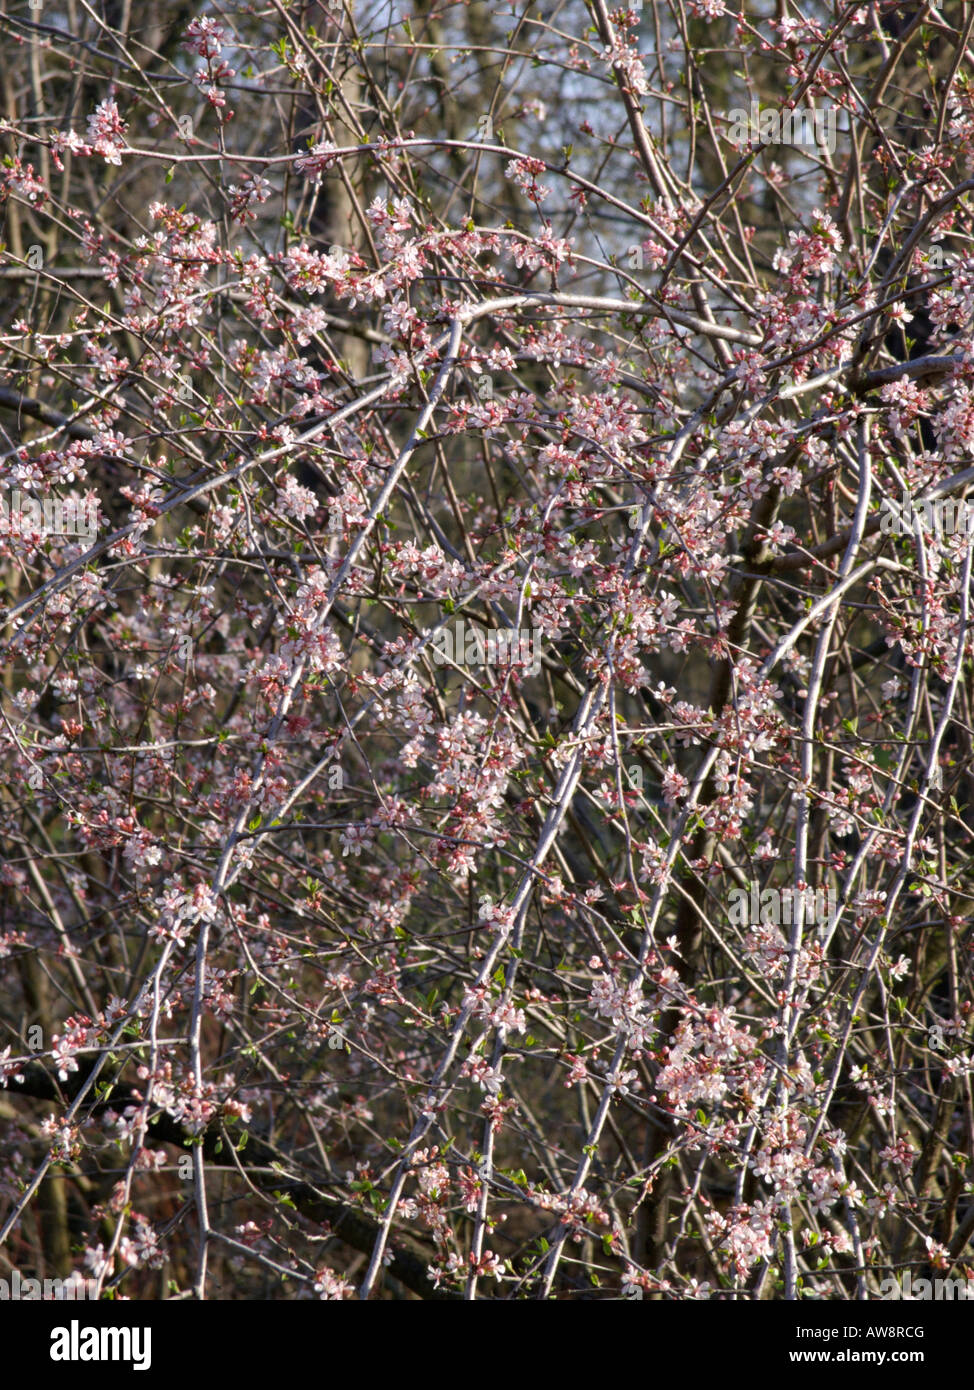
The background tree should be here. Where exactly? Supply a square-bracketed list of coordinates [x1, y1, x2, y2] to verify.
[0, 0, 973, 1300]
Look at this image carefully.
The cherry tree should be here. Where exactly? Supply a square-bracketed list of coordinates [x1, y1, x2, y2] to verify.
[1, 0, 973, 1300]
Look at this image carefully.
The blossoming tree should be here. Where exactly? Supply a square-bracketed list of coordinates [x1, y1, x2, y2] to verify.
[1, 0, 973, 1299]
